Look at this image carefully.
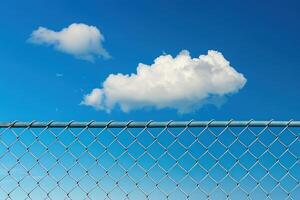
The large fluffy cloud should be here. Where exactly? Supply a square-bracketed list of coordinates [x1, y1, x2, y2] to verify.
[81, 50, 246, 113]
[28, 23, 110, 61]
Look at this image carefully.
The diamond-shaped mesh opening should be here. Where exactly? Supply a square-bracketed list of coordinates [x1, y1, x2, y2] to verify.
[0, 121, 298, 199]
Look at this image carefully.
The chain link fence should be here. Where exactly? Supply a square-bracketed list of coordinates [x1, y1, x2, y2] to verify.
[0, 121, 299, 199]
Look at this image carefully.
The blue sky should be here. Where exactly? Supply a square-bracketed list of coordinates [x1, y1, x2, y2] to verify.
[0, 0, 300, 121]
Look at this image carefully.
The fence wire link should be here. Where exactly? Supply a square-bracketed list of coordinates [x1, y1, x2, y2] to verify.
[0, 121, 299, 200]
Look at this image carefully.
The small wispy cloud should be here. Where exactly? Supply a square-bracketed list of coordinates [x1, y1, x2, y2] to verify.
[28, 23, 110, 61]
[81, 50, 247, 113]
[56, 73, 63, 77]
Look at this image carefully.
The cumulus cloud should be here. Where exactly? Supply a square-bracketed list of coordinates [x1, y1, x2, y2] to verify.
[28, 23, 110, 61]
[81, 50, 247, 113]
[81, 88, 105, 110]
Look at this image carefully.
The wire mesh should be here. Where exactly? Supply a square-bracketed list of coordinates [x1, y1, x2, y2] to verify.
[0, 121, 299, 200]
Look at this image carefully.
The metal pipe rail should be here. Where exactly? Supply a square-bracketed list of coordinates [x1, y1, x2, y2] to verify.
[0, 120, 299, 128]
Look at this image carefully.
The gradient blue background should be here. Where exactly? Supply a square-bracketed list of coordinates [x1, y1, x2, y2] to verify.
[0, 0, 299, 121]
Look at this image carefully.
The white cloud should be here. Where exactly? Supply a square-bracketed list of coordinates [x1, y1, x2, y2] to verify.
[81, 88, 105, 110]
[81, 50, 247, 113]
[28, 23, 110, 61]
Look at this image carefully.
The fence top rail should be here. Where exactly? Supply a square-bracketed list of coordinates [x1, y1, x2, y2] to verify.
[0, 120, 299, 128]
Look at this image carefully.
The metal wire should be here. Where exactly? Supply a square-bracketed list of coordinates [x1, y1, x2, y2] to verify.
[0, 120, 299, 199]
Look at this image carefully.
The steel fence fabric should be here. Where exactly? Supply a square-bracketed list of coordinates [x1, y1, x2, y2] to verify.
[0, 121, 299, 199]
